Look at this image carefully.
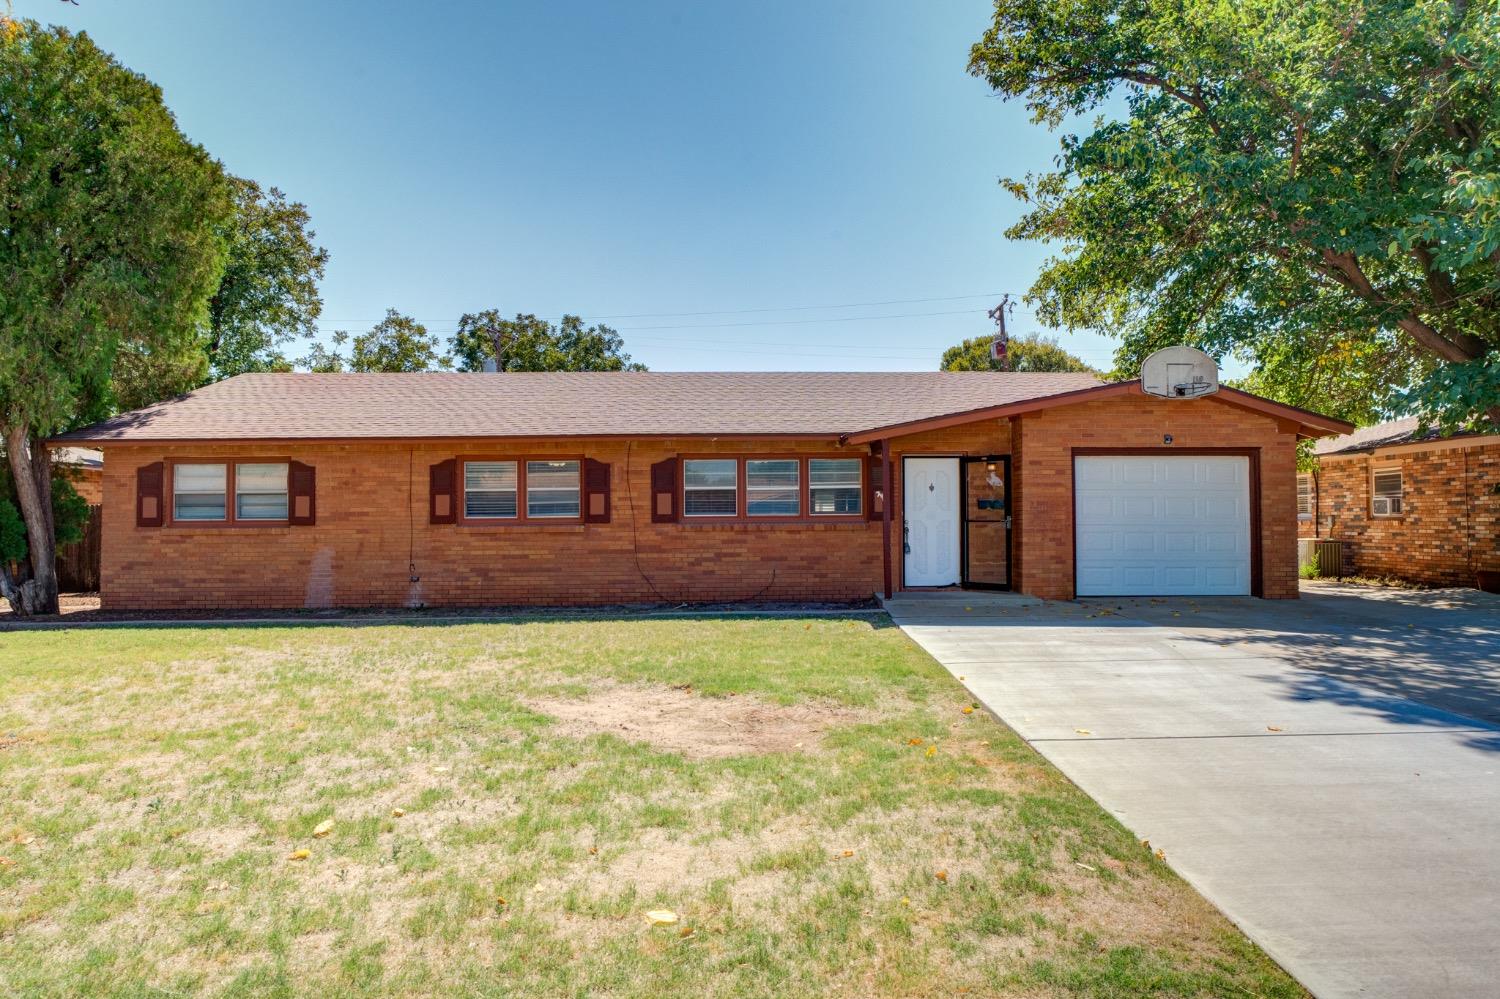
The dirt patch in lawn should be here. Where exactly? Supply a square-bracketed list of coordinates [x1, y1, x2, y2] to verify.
[526, 684, 863, 759]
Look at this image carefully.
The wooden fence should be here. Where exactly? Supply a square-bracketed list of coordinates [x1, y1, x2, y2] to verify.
[57, 503, 101, 592]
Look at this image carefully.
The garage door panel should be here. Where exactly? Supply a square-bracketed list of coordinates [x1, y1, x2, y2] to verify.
[1074, 456, 1250, 596]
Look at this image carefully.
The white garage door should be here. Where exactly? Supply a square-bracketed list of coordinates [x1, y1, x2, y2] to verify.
[1074, 455, 1251, 596]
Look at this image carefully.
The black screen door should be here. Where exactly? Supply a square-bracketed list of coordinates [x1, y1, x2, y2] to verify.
[962, 456, 1011, 590]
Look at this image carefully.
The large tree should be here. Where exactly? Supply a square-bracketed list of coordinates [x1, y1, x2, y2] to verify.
[342, 309, 450, 372]
[0, 21, 230, 614]
[450, 312, 647, 372]
[205, 177, 328, 379]
[941, 332, 1097, 373]
[971, 0, 1500, 430]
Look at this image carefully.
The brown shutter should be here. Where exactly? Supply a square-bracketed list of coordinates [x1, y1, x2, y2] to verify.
[136, 461, 164, 527]
[865, 454, 883, 521]
[288, 461, 316, 525]
[650, 457, 678, 523]
[584, 458, 611, 524]
[430, 458, 457, 524]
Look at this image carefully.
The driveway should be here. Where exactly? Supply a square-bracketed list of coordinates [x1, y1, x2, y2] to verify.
[884, 583, 1500, 999]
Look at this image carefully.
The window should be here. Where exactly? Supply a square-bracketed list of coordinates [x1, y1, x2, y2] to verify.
[526, 460, 580, 518]
[236, 463, 289, 520]
[683, 459, 737, 517]
[1372, 468, 1403, 516]
[809, 458, 862, 515]
[746, 459, 800, 516]
[173, 463, 227, 521]
[465, 461, 518, 518]
[1296, 474, 1314, 519]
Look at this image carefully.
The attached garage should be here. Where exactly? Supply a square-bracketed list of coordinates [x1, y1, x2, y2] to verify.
[1074, 453, 1254, 596]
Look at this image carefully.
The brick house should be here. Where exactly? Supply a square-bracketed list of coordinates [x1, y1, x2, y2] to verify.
[51, 371, 1350, 610]
[1297, 417, 1500, 588]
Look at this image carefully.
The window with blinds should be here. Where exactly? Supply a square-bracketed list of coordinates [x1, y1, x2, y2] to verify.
[173, 463, 227, 521]
[235, 463, 289, 520]
[464, 461, 518, 518]
[1372, 468, 1403, 516]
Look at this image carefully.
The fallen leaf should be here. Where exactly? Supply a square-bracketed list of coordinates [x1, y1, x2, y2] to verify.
[287, 849, 310, 861]
[679, 925, 695, 938]
[841, 850, 854, 858]
[925, 745, 936, 757]
[961, 706, 974, 715]
[392, 808, 406, 818]
[1074, 728, 1092, 735]
[13, 834, 35, 846]
[432, 766, 450, 774]
[901, 896, 911, 907]
[935, 870, 948, 883]
[312, 819, 334, 838]
[1155, 849, 1166, 861]
[1266, 725, 1284, 733]
[0, 856, 14, 867]
[907, 737, 923, 746]
[1075, 862, 1096, 872]
[495, 896, 507, 907]
[644, 909, 678, 926]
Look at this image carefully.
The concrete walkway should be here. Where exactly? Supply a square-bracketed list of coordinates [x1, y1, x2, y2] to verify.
[884, 587, 1500, 999]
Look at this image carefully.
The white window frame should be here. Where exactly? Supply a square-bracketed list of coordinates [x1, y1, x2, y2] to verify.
[809, 458, 863, 516]
[745, 458, 801, 517]
[682, 458, 739, 518]
[525, 459, 582, 519]
[1371, 466, 1403, 517]
[234, 462, 290, 521]
[172, 462, 228, 522]
[1296, 473, 1314, 520]
[464, 460, 519, 520]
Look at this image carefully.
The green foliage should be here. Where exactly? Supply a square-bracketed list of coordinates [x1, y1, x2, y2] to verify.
[206, 178, 329, 379]
[0, 21, 231, 432]
[450, 312, 647, 372]
[940, 332, 1097, 373]
[0, 498, 24, 565]
[0, 472, 88, 564]
[1300, 551, 1320, 581]
[970, 0, 1500, 426]
[345, 310, 450, 372]
[1396, 353, 1500, 437]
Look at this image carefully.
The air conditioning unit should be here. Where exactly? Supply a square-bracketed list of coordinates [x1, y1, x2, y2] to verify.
[1371, 496, 1397, 516]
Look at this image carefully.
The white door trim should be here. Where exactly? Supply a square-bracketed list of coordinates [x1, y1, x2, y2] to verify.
[903, 457, 961, 587]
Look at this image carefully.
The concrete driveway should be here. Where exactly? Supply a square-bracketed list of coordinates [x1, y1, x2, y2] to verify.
[884, 583, 1500, 999]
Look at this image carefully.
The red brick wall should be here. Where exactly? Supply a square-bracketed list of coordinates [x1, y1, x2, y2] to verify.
[61, 466, 103, 505]
[98, 393, 1305, 610]
[1013, 392, 1301, 600]
[101, 438, 883, 610]
[1309, 442, 1500, 586]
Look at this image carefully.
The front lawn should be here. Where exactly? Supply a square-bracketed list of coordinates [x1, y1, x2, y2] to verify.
[0, 616, 1301, 998]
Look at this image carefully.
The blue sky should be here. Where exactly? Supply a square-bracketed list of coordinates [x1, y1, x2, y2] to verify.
[22, 0, 1132, 373]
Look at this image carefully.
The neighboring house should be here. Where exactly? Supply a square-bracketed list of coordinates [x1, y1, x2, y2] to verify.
[51, 447, 105, 504]
[1298, 417, 1500, 588]
[52, 371, 1349, 611]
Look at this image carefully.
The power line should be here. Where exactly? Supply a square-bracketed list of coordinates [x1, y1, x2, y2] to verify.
[311, 291, 1009, 326]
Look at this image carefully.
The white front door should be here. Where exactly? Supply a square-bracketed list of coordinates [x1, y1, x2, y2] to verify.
[904, 457, 960, 587]
[1074, 455, 1251, 596]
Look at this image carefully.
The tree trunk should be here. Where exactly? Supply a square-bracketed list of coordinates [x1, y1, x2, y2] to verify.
[3, 425, 60, 615]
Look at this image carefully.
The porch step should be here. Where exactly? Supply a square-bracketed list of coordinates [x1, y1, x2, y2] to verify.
[877, 589, 1045, 620]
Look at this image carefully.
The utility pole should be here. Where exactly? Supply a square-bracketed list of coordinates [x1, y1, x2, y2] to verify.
[986, 294, 1013, 371]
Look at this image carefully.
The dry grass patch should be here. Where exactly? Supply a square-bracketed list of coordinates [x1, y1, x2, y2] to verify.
[526, 682, 868, 759]
[0, 616, 1303, 998]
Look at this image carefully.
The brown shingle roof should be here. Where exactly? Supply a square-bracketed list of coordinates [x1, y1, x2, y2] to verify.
[1314, 416, 1496, 455]
[55, 371, 1104, 443]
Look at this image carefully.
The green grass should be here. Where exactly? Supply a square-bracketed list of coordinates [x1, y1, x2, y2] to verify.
[0, 616, 1302, 998]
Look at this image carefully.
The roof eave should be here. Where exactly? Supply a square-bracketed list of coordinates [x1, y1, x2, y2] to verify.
[841, 381, 1354, 445]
